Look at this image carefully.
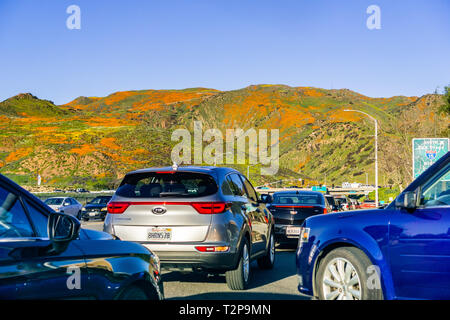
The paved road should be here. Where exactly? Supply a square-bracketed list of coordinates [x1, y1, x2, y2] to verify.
[81, 221, 310, 300]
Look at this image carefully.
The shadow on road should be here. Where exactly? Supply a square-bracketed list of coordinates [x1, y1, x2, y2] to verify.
[169, 291, 309, 300]
[162, 247, 299, 291]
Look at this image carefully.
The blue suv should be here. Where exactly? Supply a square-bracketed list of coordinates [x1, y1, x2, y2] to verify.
[296, 151, 450, 300]
[0, 174, 164, 300]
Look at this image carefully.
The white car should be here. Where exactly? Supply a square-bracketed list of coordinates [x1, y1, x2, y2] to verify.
[44, 197, 83, 219]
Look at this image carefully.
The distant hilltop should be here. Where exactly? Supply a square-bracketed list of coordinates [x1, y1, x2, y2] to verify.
[0, 85, 447, 189]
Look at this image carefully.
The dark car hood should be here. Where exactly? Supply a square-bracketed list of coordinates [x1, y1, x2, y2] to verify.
[80, 228, 115, 240]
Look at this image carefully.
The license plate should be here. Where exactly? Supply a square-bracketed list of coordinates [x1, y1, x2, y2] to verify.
[89, 212, 97, 216]
[286, 227, 301, 236]
[148, 227, 172, 241]
[290, 210, 297, 215]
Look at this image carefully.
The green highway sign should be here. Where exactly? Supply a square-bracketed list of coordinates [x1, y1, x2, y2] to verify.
[412, 138, 449, 179]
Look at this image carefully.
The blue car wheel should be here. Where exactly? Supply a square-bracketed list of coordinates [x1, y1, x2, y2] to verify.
[316, 247, 383, 300]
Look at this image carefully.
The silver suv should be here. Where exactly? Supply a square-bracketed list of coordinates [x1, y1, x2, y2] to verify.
[103, 166, 275, 290]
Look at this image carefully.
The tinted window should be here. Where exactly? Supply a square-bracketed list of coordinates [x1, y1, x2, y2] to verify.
[240, 175, 258, 201]
[221, 180, 234, 196]
[226, 174, 246, 197]
[45, 198, 64, 205]
[90, 197, 111, 204]
[325, 196, 335, 206]
[116, 172, 218, 198]
[24, 200, 49, 237]
[273, 194, 323, 205]
[0, 186, 34, 238]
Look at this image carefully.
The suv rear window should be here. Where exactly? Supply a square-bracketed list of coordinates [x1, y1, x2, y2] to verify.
[116, 172, 218, 198]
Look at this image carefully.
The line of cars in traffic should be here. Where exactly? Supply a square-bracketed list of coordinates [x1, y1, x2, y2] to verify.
[43, 195, 112, 221]
[1, 151, 449, 300]
[0, 165, 276, 299]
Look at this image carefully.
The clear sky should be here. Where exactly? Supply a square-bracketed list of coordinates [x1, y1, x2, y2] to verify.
[0, 0, 449, 105]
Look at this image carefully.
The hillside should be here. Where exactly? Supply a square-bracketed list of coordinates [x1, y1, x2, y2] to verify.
[0, 93, 68, 117]
[0, 85, 448, 190]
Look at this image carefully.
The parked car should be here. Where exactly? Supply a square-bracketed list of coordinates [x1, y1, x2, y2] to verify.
[265, 191, 330, 245]
[360, 199, 377, 209]
[0, 174, 163, 300]
[44, 197, 83, 219]
[296, 151, 450, 300]
[81, 196, 112, 221]
[76, 188, 89, 193]
[104, 166, 275, 290]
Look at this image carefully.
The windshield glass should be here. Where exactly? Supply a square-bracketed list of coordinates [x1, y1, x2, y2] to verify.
[272, 194, 323, 205]
[89, 197, 111, 204]
[44, 198, 64, 205]
[116, 172, 218, 198]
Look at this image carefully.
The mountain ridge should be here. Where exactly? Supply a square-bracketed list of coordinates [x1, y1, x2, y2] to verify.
[0, 85, 447, 189]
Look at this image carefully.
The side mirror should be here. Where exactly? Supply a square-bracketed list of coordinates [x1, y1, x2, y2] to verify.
[395, 191, 417, 210]
[48, 213, 81, 253]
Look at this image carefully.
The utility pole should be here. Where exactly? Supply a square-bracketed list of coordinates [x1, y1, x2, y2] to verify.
[344, 109, 379, 208]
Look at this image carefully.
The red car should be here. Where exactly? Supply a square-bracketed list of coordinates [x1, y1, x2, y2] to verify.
[359, 199, 377, 208]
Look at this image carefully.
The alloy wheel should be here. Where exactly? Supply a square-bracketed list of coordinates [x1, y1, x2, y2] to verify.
[322, 257, 362, 300]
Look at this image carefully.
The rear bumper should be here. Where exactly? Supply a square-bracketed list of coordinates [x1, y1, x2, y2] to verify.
[141, 243, 239, 272]
[274, 224, 301, 242]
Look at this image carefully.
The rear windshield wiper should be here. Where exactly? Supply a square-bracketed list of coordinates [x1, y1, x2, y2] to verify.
[159, 192, 191, 197]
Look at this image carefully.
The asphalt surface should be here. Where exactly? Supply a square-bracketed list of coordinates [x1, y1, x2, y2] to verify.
[81, 220, 311, 300]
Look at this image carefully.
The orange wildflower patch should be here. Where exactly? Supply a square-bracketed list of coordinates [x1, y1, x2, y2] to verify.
[70, 144, 96, 156]
[36, 134, 68, 144]
[328, 109, 361, 123]
[100, 137, 121, 150]
[85, 117, 133, 127]
[302, 88, 324, 97]
[5, 147, 33, 162]
[35, 126, 59, 132]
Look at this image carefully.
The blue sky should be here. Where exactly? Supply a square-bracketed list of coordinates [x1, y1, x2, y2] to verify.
[0, 0, 449, 105]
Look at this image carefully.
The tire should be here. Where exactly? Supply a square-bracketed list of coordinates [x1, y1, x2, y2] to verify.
[257, 232, 275, 269]
[82, 217, 89, 222]
[316, 247, 383, 300]
[117, 286, 149, 300]
[226, 239, 251, 290]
